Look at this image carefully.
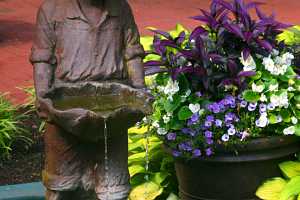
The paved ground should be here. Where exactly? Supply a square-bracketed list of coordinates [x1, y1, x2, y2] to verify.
[1, 0, 300, 103]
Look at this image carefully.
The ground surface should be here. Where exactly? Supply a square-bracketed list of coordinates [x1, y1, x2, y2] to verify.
[1, 0, 300, 103]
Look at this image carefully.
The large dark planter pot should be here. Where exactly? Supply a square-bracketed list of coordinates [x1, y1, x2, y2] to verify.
[166, 136, 300, 200]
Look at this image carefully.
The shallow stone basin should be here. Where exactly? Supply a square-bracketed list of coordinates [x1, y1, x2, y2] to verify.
[39, 82, 152, 142]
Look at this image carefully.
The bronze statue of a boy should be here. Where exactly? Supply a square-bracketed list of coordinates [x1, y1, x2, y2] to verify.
[30, 0, 145, 199]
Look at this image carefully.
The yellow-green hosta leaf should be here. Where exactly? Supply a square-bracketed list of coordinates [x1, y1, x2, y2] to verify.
[169, 24, 189, 38]
[129, 164, 146, 177]
[128, 126, 148, 135]
[279, 161, 300, 179]
[256, 177, 287, 200]
[140, 36, 154, 51]
[280, 176, 300, 200]
[129, 181, 163, 200]
[298, 195, 300, 200]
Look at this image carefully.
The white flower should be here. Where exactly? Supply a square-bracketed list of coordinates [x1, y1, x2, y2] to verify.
[221, 134, 230, 142]
[260, 94, 268, 102]
[252, 82, 265, 93]
[270, 92, 289, 108]
[288, 86, 296, 92]
[281, 52, 294, 67]
[272, 49, 279, 56]
[153, 121, 160, 128]
[276, 115, 283, 123]
[263, 56, 276, 73]
[240, 53, 256, 71]
[269, 83, 279, 91]
[241, 131, 250, 141]
[291, 117, 298, 125]
[255, 115, 269, 128]
[189, 103, 201, 113]
[164, 79, 179, 96]
[283, 126, 295, 135]
[163, 115, 171, 123]
[157, 128, 168, 135]
[185, 89, 191, 97]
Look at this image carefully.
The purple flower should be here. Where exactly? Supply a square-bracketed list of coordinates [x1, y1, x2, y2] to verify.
[208, 103, 221, 113]
[225, 95, 236, 107]
[178, 141, 193, 152]
[204, 121, 213, 128]
[193, 149, 202, 157]
[206, 138, 214, 145]
[181, 128, 196, 137]
[205, 148, 213, 156]
[225, 112, 236, 123]
[204, 130, 213, 138]
[247, 103, 257, 111]
[190, 113, 199, 123]
[237, 94, 243, 101]
[215, 119, 223, 127]
[172, 150, 182, 157]
[167, 132, 176, 141]
[206, 115, 215, 122]
[240, 100, 247, 108]
[195, 91, 202, 97]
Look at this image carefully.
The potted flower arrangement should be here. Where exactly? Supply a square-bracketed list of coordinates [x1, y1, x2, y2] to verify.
[143, 0, 300, 199]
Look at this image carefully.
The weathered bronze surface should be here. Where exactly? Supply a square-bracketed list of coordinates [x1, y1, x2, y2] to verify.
[30, 0, 149, 199]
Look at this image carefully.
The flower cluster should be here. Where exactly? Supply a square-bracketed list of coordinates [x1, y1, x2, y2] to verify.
[143, 0, 300, 159]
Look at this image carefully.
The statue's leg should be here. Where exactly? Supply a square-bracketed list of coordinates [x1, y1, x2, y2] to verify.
[94, 132, 130, 200]
[43, 123, 84, 199]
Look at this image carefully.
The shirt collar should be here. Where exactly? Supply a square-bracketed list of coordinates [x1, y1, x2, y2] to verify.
[67, 0, 121, 20]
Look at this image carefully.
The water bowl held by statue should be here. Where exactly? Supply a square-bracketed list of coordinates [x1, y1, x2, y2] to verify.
[40, 82, 152, 142]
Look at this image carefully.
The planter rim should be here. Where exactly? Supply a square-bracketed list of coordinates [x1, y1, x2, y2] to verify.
[164, 135, 300, 163]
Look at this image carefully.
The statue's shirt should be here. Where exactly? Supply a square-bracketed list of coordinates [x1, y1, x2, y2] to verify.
[30, 0, 144, 82]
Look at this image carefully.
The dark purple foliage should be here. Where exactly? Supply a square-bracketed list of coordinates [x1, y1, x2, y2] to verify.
[145, 0, 291, 96]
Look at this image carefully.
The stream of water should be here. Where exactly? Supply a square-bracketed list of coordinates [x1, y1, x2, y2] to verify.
[103, 119, 109, 199]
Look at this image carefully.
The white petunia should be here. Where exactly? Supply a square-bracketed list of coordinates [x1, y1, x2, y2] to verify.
[283, 126, 295, 135]
[163, 115, 171, 123]
[263, 56, 275, 73]
[255, 115, 269, 128]
[164, 79, 180, 96]
[240, 53, 256, 71]
[269, 83, 278, 91]
[252, 82, 265, 93]
[270, 92, 289, 108]
[157, 128, 168, 135]
[241, 131, 250, 141]
[189, 103, 201, 113]
[153, 121, 160, 128]
[281, 52, 294, 67]
[288, 86, 296, 92]
[291, 117, 298, 125]
[260, 94, 268, 102]
[221, 134, 230, 142]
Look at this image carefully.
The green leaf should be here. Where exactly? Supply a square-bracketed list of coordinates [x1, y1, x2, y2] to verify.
[164, 95, 182, 113]
[256, 177, 287, 200]
[279, 161, 300, 179]
[251, 71, 262, 80]
[166, 193, 180, 200]
[280, 176, 300, 200]
[294, 95, 300, 103]
[129, 164, 146, 177]
[242, 90, 260, 102]
[141, 36, 154, 51]
[152, 172, 169, 185]
[280, 110, 291, 123]
[169, 118, 184, 130]
[269, 114, 278, 124]
[129, 181, 163, 200]
[295, 124, 300, 136]
[178, 106, 193, 120]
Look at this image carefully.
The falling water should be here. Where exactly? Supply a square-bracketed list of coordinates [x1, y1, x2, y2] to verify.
[144, 125, 150, 198]
[103, 119, 109, 199]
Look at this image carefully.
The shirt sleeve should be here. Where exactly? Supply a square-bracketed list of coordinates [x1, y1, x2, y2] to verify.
[30, 7, 56, 65]
[123, 3, 145, 61]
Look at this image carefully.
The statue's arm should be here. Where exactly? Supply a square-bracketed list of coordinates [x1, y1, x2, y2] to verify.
[124, 3, 145, 89]
[30, 7, 56, 98]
